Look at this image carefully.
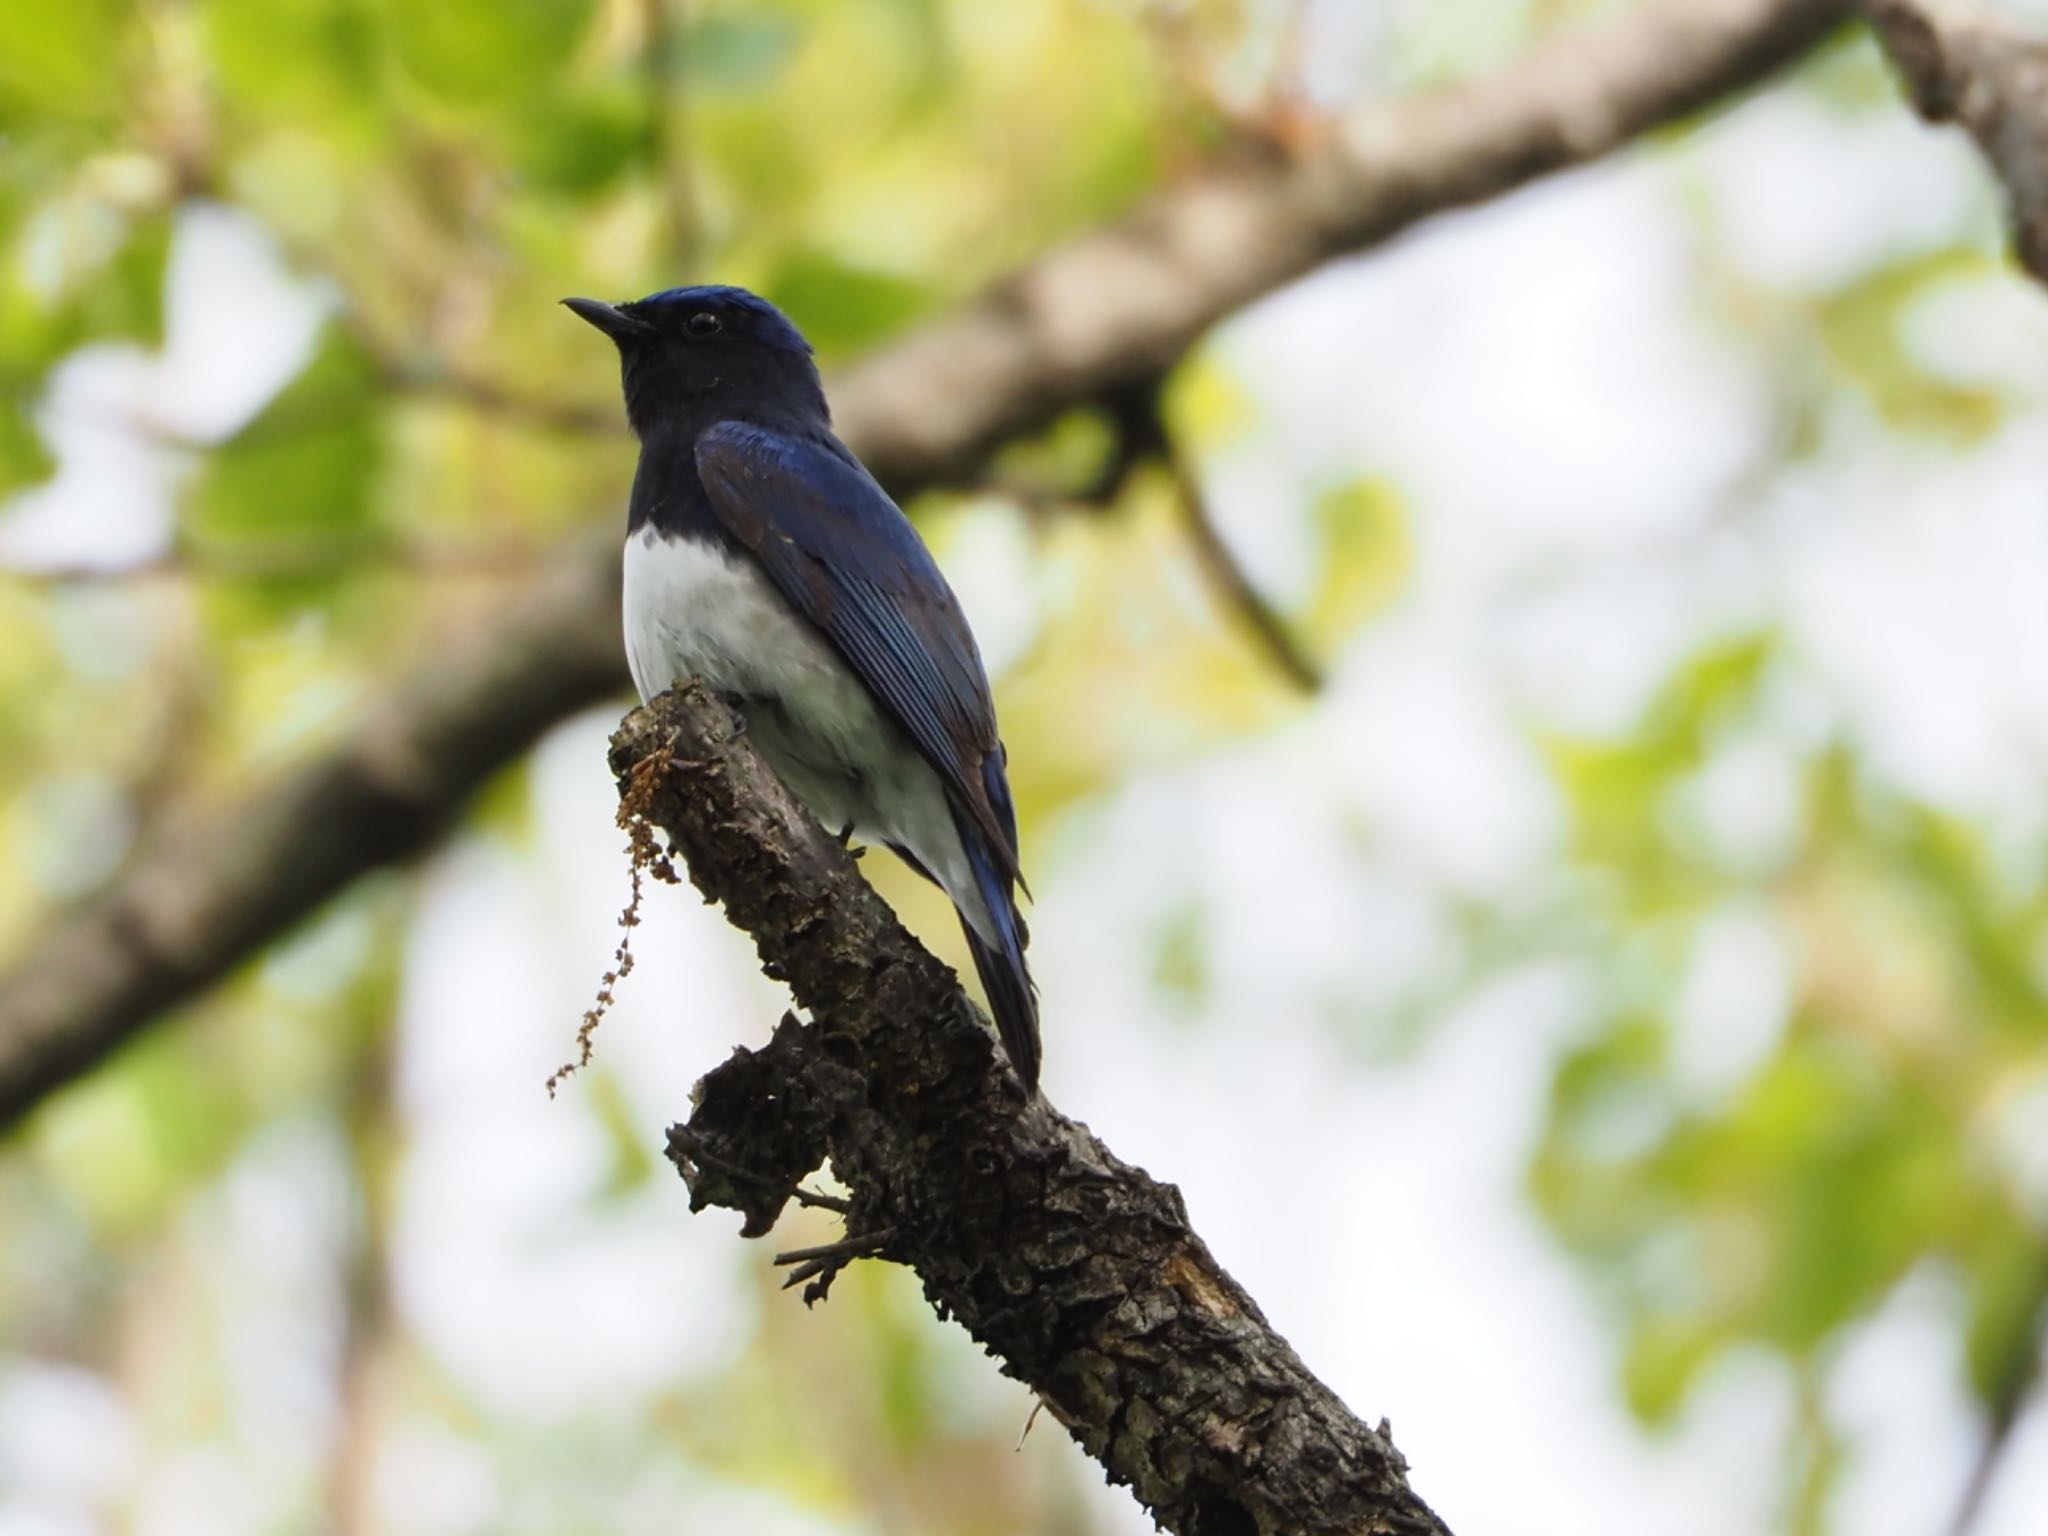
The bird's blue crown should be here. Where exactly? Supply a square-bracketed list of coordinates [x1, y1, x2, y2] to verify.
[624, 284, 814, 356]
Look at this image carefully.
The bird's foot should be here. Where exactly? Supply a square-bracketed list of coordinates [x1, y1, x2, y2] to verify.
[773, 1226, 898, 1306]
[836, 821, 865, 859]
[668, 1128, 850, 1218]
[714, 691, 750, 736]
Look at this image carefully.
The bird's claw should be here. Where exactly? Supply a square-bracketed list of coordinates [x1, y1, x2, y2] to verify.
[836, 821, 865, 859]
[714, 691, 750, 736]
[772, 1226, 897, 1306]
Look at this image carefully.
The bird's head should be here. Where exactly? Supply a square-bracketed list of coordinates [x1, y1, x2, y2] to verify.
[563, 284, 826, 438]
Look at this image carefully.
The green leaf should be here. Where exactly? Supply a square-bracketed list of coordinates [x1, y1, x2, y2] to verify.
[587, 1071, 659, 1199]
[1546, 632, 1778, 909]
[0, 395, 55, 497]
[466, 757, 537, 846]
[765, 250, 928, 357]
[201, 0, 382, 127]
[1151, 900, 1210, 1018]
[1624, 1312, 1721, 1425]
[0, 210, 173, 371]
[0, 211, 168, 497]
[1303, 477, 1408, 650]
[1891, 806, 2048, 1033]
[380, 0, 594, 107]
[1963, 1224, 2048, 1413]
[1817, 250, 2004, 442]
[1165, 352, 1256, 448]
[93, 211, 173, 347]
[1691, 1035, 1958, 1351]
[986, 405, 1119, 500]
[32, 1018, 250, 1235]
[0, 0, 130, 131]
[509, 78, 651, 195]
[679, 12, 802, 95]
[1799, 30, 1904, 114]
[1530, 1016, 1679, 1257]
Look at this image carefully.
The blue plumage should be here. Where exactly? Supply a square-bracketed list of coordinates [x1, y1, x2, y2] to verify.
[566, 285, 1041, 1089]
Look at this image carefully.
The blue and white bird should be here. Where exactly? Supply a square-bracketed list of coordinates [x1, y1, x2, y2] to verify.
[565, 284, 1040, 1090]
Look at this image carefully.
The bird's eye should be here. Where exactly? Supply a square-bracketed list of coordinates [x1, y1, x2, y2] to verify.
[685, 311, 723, 338]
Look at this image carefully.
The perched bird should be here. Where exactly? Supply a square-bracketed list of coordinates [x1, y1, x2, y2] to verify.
[565, 284, 1040, 1089]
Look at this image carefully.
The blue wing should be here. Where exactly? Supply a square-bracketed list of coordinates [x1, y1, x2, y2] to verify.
[693, 420, 1023, 884]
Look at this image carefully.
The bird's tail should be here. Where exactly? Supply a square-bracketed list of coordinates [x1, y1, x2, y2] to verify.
[955, 818, 1039, 1091]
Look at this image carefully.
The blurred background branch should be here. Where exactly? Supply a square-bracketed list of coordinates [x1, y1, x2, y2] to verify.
[1946, 1250, 2048, 1536]
[640, 0, 703, 271]
[10, 0, 2048, 1532]
[1867, 0, 2048, 285]
[0, 552, 622, 1127]
[4, 538, 551, 585]
[0, 0, 1851, 1129]
[1092, 376, 1326, 693]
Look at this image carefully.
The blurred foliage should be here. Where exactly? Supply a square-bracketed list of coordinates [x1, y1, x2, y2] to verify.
[1817, 251, 2006, 442]
[1536, 633, 2048, 1526]
[2, 3, 2046, 1536]
[0, 2, 1327, 1531]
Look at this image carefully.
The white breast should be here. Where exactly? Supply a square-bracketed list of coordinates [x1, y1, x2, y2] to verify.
[618, 524, 995, 944]
[622, 526, 839, 706]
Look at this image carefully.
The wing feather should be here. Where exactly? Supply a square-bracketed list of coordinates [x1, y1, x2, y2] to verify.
[694, 421, 1022, 882]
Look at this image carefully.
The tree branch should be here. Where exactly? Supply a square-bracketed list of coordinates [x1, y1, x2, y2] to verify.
[0, 555, 623, 1127]
[1945, 1245, 2048, 1536]
[1096, 377, 1325, 693]
[611, 681, 1452, 1536]
[2, 536, 551, 584]
[824, 0, 1853, 488]
[1867, 0, 2048, 286]
[372, 358, 625, 436]
[1170, 447, 1325, 693]
[0, 0, 1852, 1129]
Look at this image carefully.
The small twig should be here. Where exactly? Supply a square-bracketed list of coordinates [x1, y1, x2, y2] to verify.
[1015, 1397, 1047, 1452]
[1948, 1425, 2015, 1536]
[1098, 378, 1324, 694]
[1258, 0, 1336, 154]
[330, 1001, 401, 1536]
[1145, 0, 1332, 157]
[1164, 447, 1325, 694]
[1946, 1377, 2037, 1536]
[771, 1228, 899, 1268]
[1943, 1246, 2048, 1536]
[774, 1226, 899, 1305]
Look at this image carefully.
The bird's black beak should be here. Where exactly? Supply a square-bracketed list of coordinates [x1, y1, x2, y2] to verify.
[562, 296, 651, 342]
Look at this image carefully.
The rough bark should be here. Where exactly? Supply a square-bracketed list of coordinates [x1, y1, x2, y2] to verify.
[612, 682, 1452, 1536]
[0, 0, 1854, 1128]
[1867, 0, 2048, 287]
